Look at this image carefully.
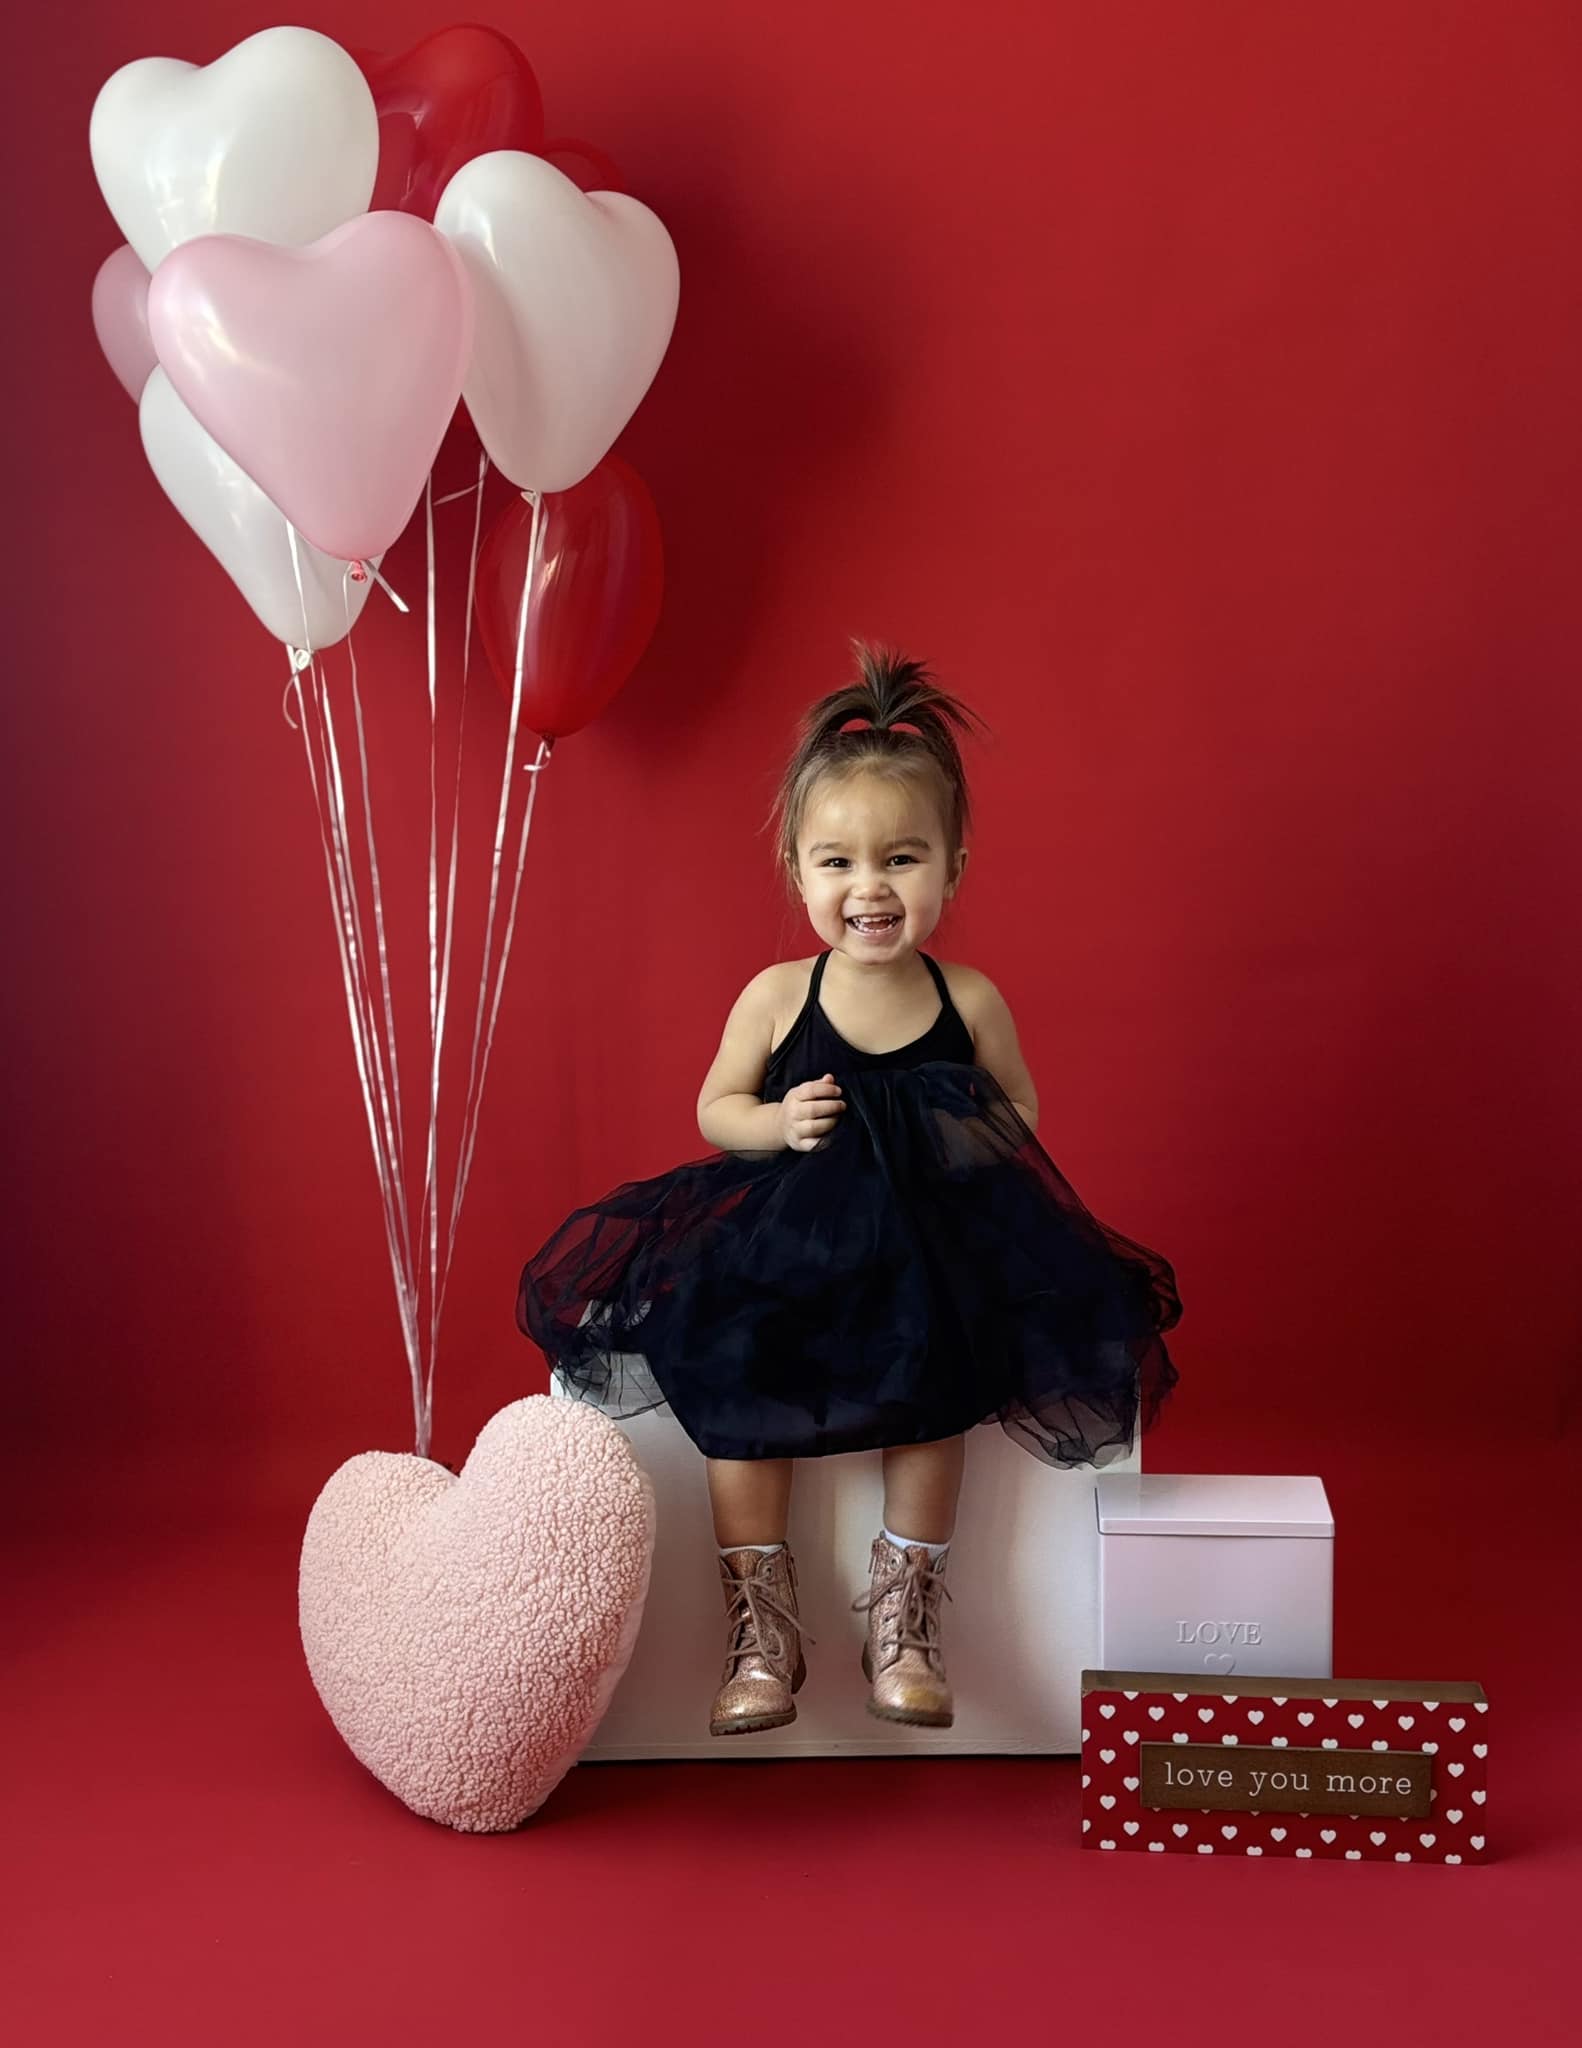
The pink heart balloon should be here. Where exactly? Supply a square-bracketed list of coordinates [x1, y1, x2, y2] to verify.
[91, 244, 157, 401]
[148, 212, 473, 561]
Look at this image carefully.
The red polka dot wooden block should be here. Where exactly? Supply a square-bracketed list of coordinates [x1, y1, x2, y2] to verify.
[1079, 1669, 1488, 1863]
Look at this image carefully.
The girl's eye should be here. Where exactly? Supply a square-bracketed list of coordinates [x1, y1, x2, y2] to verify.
[888, 855, 917, 867]
[820, 857, 850, 869]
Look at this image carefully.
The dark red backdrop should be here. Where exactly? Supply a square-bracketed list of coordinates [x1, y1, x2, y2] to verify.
[7, 0, 1579, 1494]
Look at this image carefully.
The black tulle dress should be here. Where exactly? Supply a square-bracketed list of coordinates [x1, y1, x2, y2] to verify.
[517, 952, 1182, 1469]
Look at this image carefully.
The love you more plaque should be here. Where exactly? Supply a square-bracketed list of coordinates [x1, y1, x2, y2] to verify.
[1079, 1670, 1488, 1863]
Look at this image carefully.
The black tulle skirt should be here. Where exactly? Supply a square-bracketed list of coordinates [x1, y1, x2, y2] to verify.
[517, 1060, 1182, 1468]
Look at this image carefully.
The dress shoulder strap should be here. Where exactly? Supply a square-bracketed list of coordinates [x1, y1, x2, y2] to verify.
[809, 950, 832, 998]
[920, 953, 952, 1004]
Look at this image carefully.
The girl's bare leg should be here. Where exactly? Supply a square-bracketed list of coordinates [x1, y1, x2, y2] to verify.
[880, 1434, 965, 1543]
[706, 1456, 795, 1547]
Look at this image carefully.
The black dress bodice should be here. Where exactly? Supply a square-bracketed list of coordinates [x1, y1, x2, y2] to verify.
[762, 951, 975, 1102]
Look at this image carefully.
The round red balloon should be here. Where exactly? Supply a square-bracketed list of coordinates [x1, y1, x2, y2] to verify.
[476, 456, 664, 741]
[358, 26, 545, 220]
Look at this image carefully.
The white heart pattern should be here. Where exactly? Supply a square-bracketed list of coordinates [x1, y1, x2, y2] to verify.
[1081, 1679, 1487, 1860]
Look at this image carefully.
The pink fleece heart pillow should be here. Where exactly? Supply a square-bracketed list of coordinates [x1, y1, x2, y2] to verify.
[299, 1396, 653, 1831]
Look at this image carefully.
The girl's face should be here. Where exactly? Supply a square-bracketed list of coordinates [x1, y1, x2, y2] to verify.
[794, 769, 966, 963]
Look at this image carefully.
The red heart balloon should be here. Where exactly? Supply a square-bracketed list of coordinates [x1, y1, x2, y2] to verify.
[539, 136, 627, 197]
[358, 25, 544, 220]
[476, 456, 664, 741]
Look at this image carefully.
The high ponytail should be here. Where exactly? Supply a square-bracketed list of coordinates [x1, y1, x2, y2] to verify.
[769, 640, 987, 886]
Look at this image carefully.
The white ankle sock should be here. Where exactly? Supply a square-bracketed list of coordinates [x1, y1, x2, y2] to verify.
[719, 1541, 785, 1556]
[882, 1526, 951, 1562]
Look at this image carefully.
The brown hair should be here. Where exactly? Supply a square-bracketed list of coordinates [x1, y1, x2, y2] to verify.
[769, 641, 986, 889]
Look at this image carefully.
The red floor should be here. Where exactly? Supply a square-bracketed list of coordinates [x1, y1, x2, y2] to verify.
[9, 1420, 1579, 2047]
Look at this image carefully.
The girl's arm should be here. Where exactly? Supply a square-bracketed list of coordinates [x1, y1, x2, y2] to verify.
[698, 964, 855, 1154]
[948, 966, 1040, 1131]
[697, 970, 786, 1150]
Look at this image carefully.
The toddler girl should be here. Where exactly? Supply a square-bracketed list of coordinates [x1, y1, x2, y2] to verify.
[518, 645, 1181, 1734]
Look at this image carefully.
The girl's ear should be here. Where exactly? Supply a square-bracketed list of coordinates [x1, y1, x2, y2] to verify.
[946, 846, 969, 898]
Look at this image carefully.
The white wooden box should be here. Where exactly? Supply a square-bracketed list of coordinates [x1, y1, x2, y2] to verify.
[557, 1386, 1126, 1758]
[1096, 1473, 1335, 1680]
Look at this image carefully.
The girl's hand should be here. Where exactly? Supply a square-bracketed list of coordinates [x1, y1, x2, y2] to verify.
[780, 1074, 845, 1152]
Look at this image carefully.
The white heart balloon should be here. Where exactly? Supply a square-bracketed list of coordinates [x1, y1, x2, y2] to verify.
[91, 27, 377, 273]
[435, 150, 678, 492]
[139, 368, 378, 651]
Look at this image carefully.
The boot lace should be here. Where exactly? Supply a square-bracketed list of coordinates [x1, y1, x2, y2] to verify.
[719, 1560, 814, 1677]
[852, 1551, 953, 1674]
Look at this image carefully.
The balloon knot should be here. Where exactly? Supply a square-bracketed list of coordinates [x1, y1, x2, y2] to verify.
[348, 559, 368, 584]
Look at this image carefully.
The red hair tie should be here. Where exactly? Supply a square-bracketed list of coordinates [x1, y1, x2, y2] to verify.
[838, 717, 921, 736]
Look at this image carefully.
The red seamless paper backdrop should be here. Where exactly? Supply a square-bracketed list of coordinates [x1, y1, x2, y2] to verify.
[6, 2, 1579, 1492]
